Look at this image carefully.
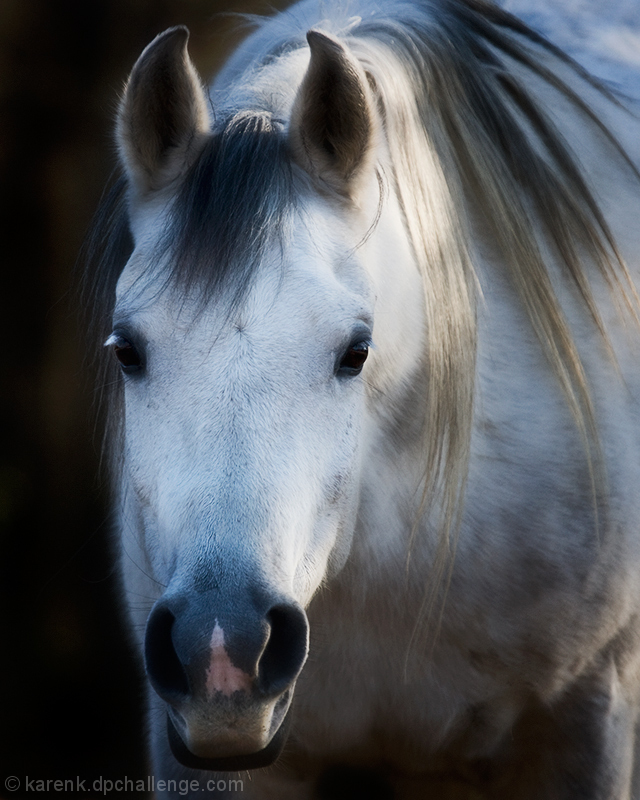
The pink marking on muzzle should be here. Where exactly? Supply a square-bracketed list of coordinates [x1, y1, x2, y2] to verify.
[205, 622, 253, 697]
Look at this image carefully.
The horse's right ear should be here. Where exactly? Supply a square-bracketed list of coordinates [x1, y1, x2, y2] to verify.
[117, 26, 210, 195]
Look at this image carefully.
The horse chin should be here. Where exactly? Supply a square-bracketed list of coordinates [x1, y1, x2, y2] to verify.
[166, 690, 293, 771]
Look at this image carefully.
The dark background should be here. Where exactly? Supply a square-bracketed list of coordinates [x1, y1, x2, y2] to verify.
[0, 1, 287, 796]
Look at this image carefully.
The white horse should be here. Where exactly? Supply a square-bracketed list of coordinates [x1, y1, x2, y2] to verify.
[86, 0, 640, 797]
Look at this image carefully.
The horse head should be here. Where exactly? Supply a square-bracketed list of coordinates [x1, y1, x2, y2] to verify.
[111, 26, 424, 768]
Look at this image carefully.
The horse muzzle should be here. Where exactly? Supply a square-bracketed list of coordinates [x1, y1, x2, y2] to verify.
[144, 591, 309, 770]
[166, 691, 294, 770]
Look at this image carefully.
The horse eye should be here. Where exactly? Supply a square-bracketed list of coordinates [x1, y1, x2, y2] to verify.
[338, 342, 369, 376]
[105, 334, 143, 372]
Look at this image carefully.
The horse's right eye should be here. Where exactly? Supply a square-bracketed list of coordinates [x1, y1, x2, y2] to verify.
[105, 333, 143, 373]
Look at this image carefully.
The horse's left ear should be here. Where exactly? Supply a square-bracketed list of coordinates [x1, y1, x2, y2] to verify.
[290, 30, 377, 197]
[117, 26, 210, 195]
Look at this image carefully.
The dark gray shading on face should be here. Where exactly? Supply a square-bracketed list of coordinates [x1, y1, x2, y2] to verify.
[161, 110, 295, 311]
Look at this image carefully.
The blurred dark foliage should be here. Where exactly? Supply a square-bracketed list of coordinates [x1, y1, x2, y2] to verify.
[0, 1, 287, 796]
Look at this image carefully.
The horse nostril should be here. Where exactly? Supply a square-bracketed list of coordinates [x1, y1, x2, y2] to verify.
[145, 597, 308, 703]
[259, 603, 309, 696]
[144, 603, 190, 701]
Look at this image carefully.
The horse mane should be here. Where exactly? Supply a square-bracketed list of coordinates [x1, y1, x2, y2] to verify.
[341, 0, 640, 549]
[81, 174, 132, 464]
[84, 0, 640, 533]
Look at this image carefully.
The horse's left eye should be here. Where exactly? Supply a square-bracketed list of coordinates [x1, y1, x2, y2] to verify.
[338, 342, 369, 376]
[105, 334, 143, 373]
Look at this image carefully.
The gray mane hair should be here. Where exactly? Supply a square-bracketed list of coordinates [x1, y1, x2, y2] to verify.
[343, 0, 639, 551]
[84, 0, 640, 540]
[164, 110, 294, 306]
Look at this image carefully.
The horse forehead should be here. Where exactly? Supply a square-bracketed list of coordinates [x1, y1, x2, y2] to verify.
[173, 256, 369, 359]
[115, 202, 373, 339]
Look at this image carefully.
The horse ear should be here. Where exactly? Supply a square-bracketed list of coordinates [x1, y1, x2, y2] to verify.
[290, 30, 376, 197]
[117, 26, 210, 195]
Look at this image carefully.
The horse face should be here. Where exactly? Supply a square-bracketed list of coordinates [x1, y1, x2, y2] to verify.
[112, 26, 423, 768]
[114, 197, 374, 763]
[116, 193, 376, 592]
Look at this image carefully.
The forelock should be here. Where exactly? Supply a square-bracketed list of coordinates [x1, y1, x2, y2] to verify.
[160, 110, 295, 309]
